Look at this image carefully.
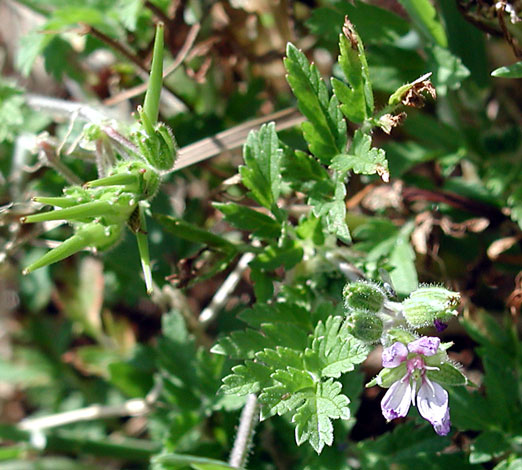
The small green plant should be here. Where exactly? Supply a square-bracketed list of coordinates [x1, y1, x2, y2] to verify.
[2, 1, 521, 469]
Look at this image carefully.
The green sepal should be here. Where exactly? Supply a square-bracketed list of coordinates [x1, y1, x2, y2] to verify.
[63, 185, 91, 200]
[402, 285, 460, 328]
[103, 160, 161, 200]
[366, 362, 407, 388]
[426, 362, 468, 386]
[135, 116, 178, 172]
[384, 328, 417, 345]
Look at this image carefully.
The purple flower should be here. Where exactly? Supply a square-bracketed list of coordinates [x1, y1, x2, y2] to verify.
[380, 336, 451, 435]
[434, 319, 448, 332]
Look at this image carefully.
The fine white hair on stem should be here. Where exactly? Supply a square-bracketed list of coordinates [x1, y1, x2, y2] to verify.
[228, 394, 259, 468]
[199, 251, 255, 325]
[18, 381, 162, 432]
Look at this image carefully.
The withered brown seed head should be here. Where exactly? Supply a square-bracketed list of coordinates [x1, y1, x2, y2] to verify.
[343, 16, 359, 50]
[402, 80, 437, 108]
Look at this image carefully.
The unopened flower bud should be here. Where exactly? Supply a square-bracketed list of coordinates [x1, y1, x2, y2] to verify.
[343, 281, 387, 313]
[347, 310, 384, 343]
[402, 286, 460, 328]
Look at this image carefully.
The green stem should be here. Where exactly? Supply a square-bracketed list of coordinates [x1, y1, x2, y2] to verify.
[359, 102, 398, 135]
[143, 23, 165, 127]
[136, 203, 154, 295]
[0, 424, 159, 461]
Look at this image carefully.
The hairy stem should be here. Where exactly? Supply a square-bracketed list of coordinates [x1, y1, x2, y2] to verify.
[199, 251, 255, 325]
[229, 394, 259, 469]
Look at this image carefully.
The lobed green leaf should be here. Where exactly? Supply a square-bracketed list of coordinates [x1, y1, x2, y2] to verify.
[155, 214, 237, 253]
[284, 43, 347, 164]
[330, 130, 388, 181]
[293, 379, 350, 454]
[220, 361, 271, 396]
[309, 180, 351, 243]
[213, 202, 281, 240]
[305, 315, 369, 378]
[259, 367, 315, 418]
[332, 24, 373, 124]
[428, 45, 470, 95]
[239, 122, 283, 212]
[249, 238, 304, 271]
[211, 329, 276, 360]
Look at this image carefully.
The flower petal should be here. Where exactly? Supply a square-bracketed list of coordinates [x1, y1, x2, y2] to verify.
[434, 319, 448, 332]
[408, 336, 440, 356]
[417, 378, 450, 434]
[382, 342, 408, 367]
[381, 378, 412, 420]
[433, 408, 451, 436]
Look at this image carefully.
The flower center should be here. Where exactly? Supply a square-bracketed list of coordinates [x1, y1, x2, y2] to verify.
[406, 356, 426, 382]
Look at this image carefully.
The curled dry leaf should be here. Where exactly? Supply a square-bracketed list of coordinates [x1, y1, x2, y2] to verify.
[507, 272, 522, 318]
[411, 211, 434, 255]
[411, 212, 489, 255]
[376, 165, 390, 183]
[378, 112, 406, 134]
[362, 181, 404, 211]
[439, 217, 490, 237]
[487, 234, 522, 260]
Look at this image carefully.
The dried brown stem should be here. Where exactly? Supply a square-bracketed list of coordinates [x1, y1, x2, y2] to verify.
[80, 23, 149, 73]
[144, 0, 171, 25]
[402, 187, 507, 225]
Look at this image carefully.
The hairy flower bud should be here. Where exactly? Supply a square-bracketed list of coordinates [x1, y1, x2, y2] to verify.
[346, 310, 384, 343]
[402, 286, 460, 328]
[343, 281, 387, 313]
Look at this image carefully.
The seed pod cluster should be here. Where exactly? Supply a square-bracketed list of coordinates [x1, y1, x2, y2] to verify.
[343, 281, 387, 343]
[20, 24, 174, 295]
[21, 161, 160, 284]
